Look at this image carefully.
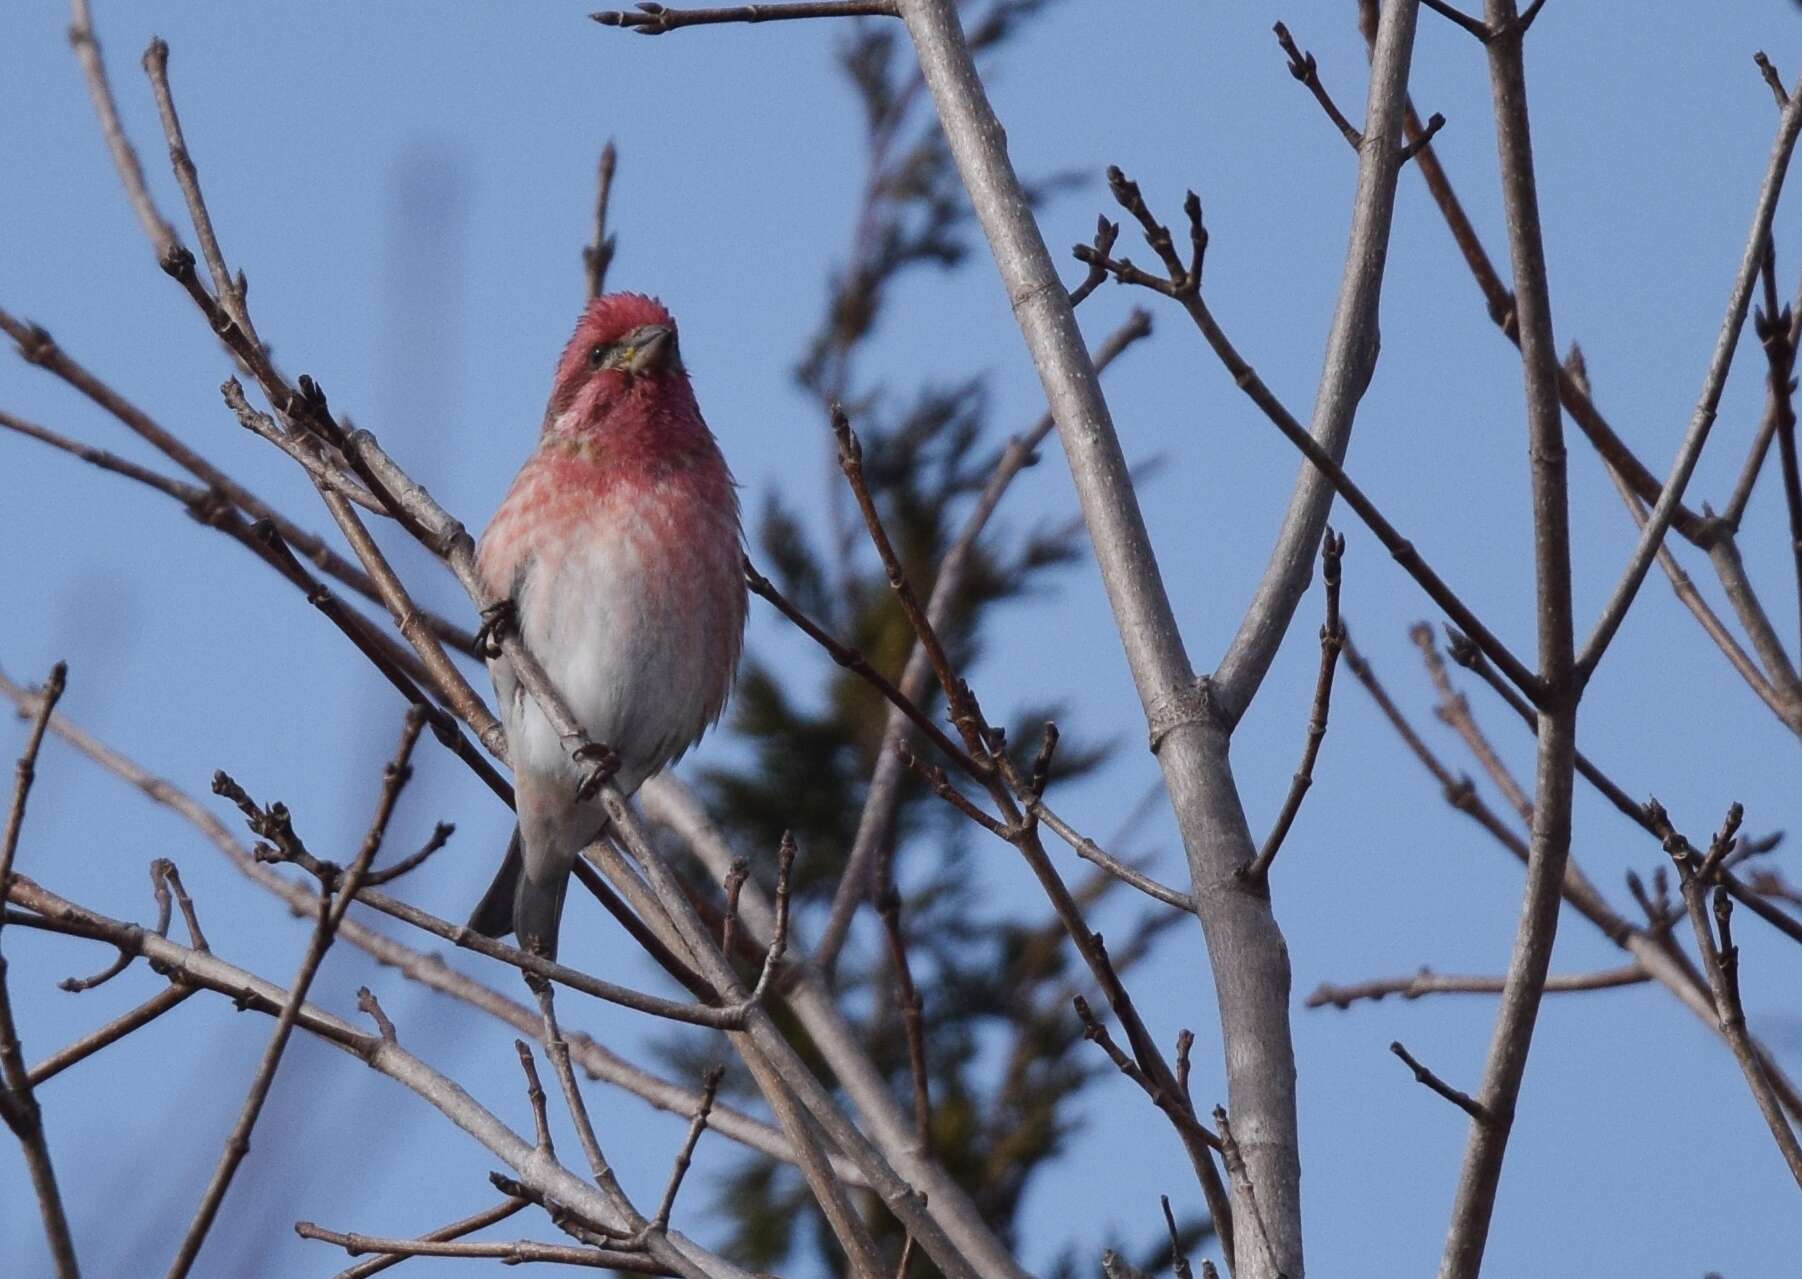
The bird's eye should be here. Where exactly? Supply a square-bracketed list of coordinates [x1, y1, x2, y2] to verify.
[586, 344, 608, 370]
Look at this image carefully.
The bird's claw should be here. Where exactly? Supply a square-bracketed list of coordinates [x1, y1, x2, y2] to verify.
[475, 599, 518, 659]
[573, 742, 620, 802]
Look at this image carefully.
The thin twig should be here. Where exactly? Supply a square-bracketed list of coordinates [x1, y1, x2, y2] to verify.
[1245, 529, 1345, 882]
[0, 312, 481, 656]
[876, 848, 933, 1160]
[28, 983, 197, 1086]
[1078, 174, 1542, 706]
[639, 1066, 725, 1238]
[1652, 803, 1802, 1185]
[1413, 622, 1532, 822]
[1389, 1041, 1488, 1122]
[1161, 1194, 1194, 1279]
[0, 660, 80, 1279]
[68, 0, 176, 255]
[1419, 0, 1492, 41]
[322, 1198, 529, 1279]
[1575, 80, 1802, 680]
[0, 674, 850, 1184]
[1027, 800, 1192, 910]
[57, 861, 171, 994]
[9, 876, 758, 1277]
[1572, 336, 1793, 724]
[142, 38, 254, 340]
[813, 309, 1152, 973]
[584, 141, 618, 298]
[1073, 996, 1221, 1151]
[593, 1, 897, 34]
[165, 712, 421, 1278]
[832, 404, 993, 761]
[1308, 963, 1646, 1009]
[1273, 22, 1363, 149]
[297, 1221, 674, 1273]
[362, 821, 455, 887]
[744, 559, 988, 781]
[1756, 51, 1790, 110]
[1756, 253, 1802, 663]
[516, 1040, 557, 1154]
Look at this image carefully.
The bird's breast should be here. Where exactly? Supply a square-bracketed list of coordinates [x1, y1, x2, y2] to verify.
[484, 469, 745, 793]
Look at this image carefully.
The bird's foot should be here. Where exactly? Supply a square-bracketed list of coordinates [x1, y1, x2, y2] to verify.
[573, 742, 620, 802]
[474, 598, 518, 659]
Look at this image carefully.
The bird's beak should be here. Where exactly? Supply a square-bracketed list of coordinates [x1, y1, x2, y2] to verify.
[622, 324, 677, 375]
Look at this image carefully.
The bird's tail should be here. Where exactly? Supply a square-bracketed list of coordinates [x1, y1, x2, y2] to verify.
[467, 824, 572, 960]
[467, 826, 524, 939]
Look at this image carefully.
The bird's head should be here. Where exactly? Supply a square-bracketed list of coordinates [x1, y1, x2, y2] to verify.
[543, 293, 696, 439]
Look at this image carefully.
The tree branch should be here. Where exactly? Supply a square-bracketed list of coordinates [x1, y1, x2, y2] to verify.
[1574, 84, 1802, 680]
[892, 6, 1432, 1272]
[0, 661, 80, 1279]
[593, 1, 896, 33]
[1308, 963, 1647, 1009]
[165, 714, 417, 1279]
[1651, 804, 1802, 1186]
[1244, 529, 1346, 883]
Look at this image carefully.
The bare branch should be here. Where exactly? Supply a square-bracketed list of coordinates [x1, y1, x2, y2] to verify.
[1273, 22, 1363, 150]
[1413, 622, 1532, 822]
[1574, 335, 1796, 725]
[1308, 963, 1646, 1009]
[814, 308, 1152, 973]
[1651, 803, 1802, 1185]
[1390, 1041, 1488, 1122]
[165, 712, 417, 1278]
[68, 0, 177, 256]
[299, 1222, 674, 1273]
[1244, 529, 1346, 882]
[1757, 51, 1789, 109]
[0, 312, 481, 655]
[1025, 800, 1192, 910]
[593, 1, 897, 34]
[0, 660, 80, 1279]
[27, 983, 196, 1086]
[745, 557, 988, 781]
[142, 38, 255, 340]
[8, 875, 760, 1279]
[583, 140, 619, 298]
[0, 673, 852, 1184]
[641, 1066, 724, 1238]
[1575, 84, 1802, 679]
[1419, 0, 1492, 42]
[319, 1198, 529, 1279]
[1073, 996, 1220, 1151]
[893, 5, 1431, 1271]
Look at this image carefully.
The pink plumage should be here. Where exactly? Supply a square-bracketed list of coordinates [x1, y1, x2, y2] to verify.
[468, 294, 746, 955]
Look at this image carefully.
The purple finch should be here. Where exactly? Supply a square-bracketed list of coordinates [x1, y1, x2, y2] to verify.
[468, 293, 746, 957]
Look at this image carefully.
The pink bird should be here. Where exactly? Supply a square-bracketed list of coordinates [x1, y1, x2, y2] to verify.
[468, 294, 746, 956]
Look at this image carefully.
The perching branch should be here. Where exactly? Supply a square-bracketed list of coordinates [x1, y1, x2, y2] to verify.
[0, 670, 864, 1185]
[4, 876, 760, 1279]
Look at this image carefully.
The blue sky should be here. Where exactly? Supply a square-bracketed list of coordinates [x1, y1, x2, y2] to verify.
[4, 2, 1802, 1275]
